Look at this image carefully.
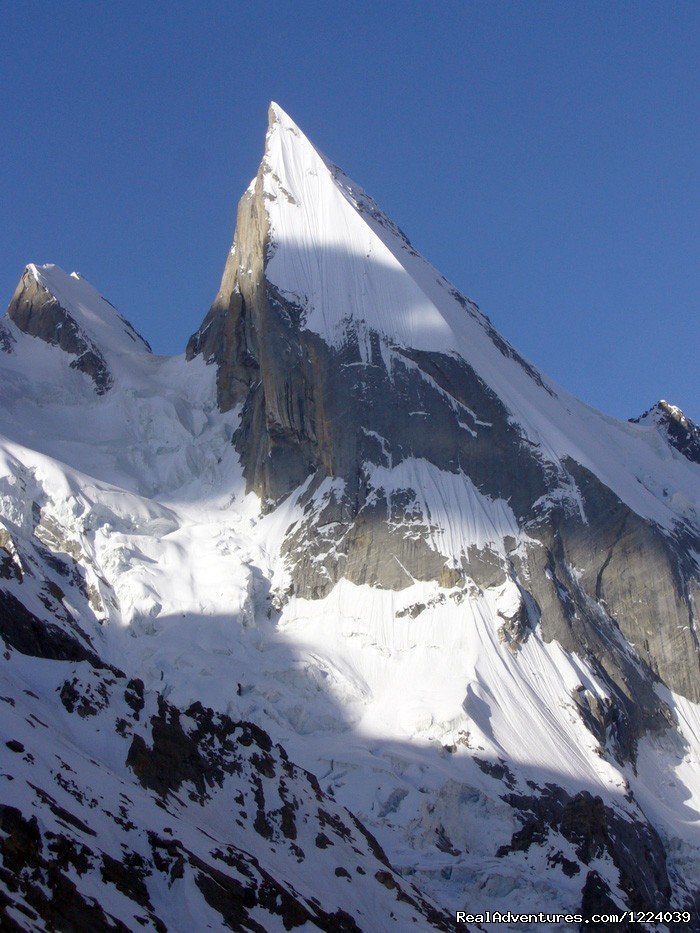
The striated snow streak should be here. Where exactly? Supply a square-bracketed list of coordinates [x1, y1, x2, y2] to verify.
[364, 457, 520, 562]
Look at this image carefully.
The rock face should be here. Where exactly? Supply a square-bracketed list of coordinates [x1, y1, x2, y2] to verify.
[1, 103, 700, 929]
[494, 784, 670, 911]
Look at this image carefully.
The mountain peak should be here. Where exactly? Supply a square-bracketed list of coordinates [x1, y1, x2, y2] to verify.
[631, 400, 700, 464]
[25, 263, 150, 352]
[5, 263, 151, 393]
[264, 101, 315, 172]
[656, 399, 691, 424]
[262, 101, 325, 192]
[257, 105, 471, 358]
[267, 100, 299, 131]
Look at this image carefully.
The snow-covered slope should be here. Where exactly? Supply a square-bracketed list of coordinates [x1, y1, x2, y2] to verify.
[1, 103, 699, 930]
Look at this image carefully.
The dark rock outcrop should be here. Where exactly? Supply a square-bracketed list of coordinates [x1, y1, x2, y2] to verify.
[0, 320, 15, 353]
[0, 588, 104, 668]
[498, 785, 673, 917]
[631, 400, 700, 465]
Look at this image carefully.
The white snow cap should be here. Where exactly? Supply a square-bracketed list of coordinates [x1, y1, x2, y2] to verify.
[268, 100, 299, 131]
[261, 100, 470, 354]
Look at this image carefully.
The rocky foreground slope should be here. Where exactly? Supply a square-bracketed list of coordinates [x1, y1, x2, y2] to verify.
[0, 105, 698, 931]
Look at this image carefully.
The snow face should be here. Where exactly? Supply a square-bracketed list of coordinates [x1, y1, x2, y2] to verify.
[264, 106, 461, 354]
[363, 458, 521, 563]
[0, 365, 696, 917]
[0, 646, 448, 931]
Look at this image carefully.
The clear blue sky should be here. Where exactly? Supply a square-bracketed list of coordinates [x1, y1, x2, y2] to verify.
[1, 1, 697, 420]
